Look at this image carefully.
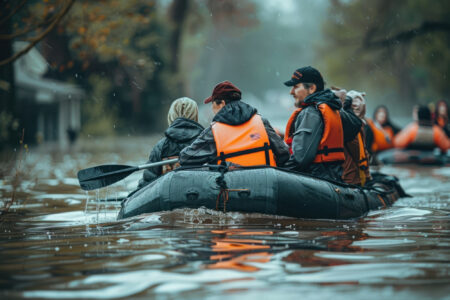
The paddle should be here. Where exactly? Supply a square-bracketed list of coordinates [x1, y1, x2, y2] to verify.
[77, 158, 179, 191]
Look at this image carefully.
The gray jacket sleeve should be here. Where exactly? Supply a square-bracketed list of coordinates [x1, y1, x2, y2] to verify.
[179, 126, 217, 165]
[285, 107, 323, 171]
[262, 117, 290, 166]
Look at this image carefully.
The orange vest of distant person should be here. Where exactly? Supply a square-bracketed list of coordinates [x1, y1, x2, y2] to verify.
[212, 114, 277, 166]
[394, 122, 450, 151]
[342, 130, 370, 186]
[284, 103, 345, 163]
[382, 125, 395, 141]
[436, 116, 447, 129]
[366, 118, 393, 152]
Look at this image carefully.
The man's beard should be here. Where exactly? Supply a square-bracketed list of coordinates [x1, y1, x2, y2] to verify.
[295, 98, 303, 108]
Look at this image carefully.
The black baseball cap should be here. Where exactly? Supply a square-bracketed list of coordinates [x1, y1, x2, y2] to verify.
[284, 66, 324, 91]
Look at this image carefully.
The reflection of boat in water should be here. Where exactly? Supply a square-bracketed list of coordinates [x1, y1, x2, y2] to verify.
[207, 229, 272, 272]
[118, 166, 407, 220]
[377, 148, 449, 165]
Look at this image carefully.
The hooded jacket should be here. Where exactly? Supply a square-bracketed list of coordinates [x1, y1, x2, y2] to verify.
[137, 117, 204, 189]
[179, 101, 289, 166]
[341, 93, 371, 186]
[284, 89, 361, 182]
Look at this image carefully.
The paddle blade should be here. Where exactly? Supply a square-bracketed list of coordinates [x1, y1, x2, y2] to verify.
[77, 165, 138, 191]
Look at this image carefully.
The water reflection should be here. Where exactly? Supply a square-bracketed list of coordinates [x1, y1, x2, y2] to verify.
[208, 229, 272, 272]
[0, 142, 449, 299]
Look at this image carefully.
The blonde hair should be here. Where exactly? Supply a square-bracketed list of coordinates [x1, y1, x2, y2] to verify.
[167, 97, 198, 126]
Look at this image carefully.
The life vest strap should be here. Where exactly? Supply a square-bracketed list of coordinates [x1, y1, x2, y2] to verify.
[359, 153, 369, 170]
[218, 143, 271, 165]
[316, 146, 344, 156]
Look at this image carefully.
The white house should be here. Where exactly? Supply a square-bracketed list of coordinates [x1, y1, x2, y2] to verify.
[13, 42, 84, 150]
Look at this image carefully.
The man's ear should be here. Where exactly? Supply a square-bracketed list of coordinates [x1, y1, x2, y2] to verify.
[309, 84, 317, 94]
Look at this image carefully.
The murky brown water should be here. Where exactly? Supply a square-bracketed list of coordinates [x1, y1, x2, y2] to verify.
[1, 137, 449, 299]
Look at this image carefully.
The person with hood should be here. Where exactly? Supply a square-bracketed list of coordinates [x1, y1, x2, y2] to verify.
[373, 105, 400, 141]
[346, 92, 392, 154]
[282, 66, 361, 182]
[341, 89, 372, 186]
[394, 106, 450, 152]
[179, 81, 289, 167]
[434, 100, 450, 138]
[136, 97, 204, 190]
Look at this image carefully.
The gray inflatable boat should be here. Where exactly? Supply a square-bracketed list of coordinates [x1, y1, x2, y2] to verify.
[118, 166, 406, 220]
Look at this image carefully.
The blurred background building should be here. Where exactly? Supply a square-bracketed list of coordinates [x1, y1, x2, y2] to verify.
[14, 42, 83, 150]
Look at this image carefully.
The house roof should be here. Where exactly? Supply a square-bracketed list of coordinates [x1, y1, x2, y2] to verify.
[14, 41, 84, 103]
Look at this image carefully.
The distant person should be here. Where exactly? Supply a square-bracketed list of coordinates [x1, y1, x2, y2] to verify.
[350, 95, 393, 154]
[394, 106, 450, 152]
[334, 88, 371, 186]
[282, 67, 361, 182]
[179, 81, 289, 167]
[136, 97, 204, 190]
[434, 100, 450, 138]
[66, 127, 78, 146]
[373, 105, 400, 141]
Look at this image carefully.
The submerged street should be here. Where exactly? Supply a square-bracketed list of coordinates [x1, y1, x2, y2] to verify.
[0, 137, 448, 299]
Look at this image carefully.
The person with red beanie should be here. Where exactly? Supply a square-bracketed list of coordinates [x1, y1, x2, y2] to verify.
[179, 81, 289, 167]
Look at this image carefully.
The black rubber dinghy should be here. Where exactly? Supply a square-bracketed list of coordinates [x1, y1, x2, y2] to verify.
[118, 166, 407, 220]
[377, 149, 449, 165]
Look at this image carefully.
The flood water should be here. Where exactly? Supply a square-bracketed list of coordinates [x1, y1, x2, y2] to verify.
[1, 137, 449, 299]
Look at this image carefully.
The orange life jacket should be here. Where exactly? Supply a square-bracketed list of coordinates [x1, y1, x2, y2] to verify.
[284, 103, 345, 163]
[342, 128, 370, 186]
[382, 125, 395, 141]
[410, 124, 434, 150]
[356, 132, 369, 171]
[366, 118, 392, 152]
[436, 116, 447, 128]
[356, 132, 369, 186]
[212, 114, 276, 166]
[394, 122, 449, 151]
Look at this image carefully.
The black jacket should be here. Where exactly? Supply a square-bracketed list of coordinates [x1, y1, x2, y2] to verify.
[137, 117, 204, 189]
[179, 101, 289, 166]
[284, 89, 361, 182]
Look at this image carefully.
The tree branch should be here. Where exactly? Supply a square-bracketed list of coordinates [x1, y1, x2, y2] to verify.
[0, 0, 74, 67]
[0, 13, 61, 40]
[363, 21, 450, 49]
[0, 0, 27, 27]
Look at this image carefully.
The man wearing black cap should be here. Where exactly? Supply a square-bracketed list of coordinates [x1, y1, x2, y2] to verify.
[179, 80, 289, 166]
[283, 66, 361, 182]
